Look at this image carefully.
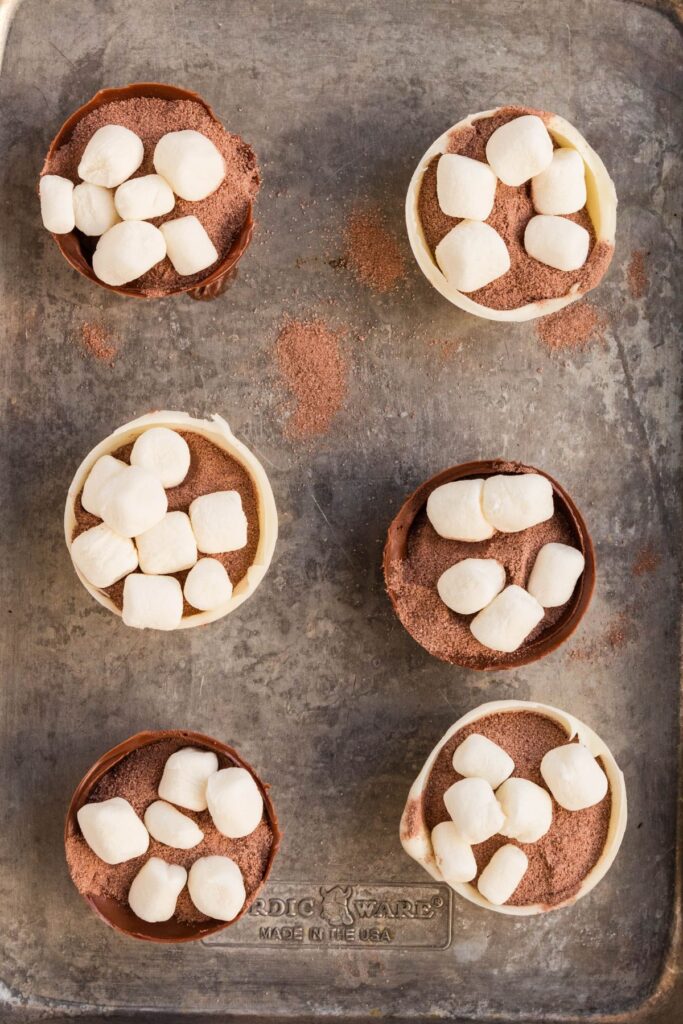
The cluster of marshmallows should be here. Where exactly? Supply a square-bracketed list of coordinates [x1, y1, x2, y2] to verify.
[71, 427, 246, 629]
[434, 114, 591, 292]
[40, 124, 227, 284]
[427, 474, 585, 653]
[77, 747, 264, 923]
[432, 732, 609, 904]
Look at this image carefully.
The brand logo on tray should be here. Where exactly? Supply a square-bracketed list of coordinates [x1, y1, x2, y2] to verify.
[203, 882, 451, 949]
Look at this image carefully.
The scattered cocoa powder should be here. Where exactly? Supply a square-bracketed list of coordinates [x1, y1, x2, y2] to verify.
[627, 250, 648, 299]
[342, 204, 407, 293]
[275, 317, 348, 439]
[535, 300, 607, 352]
[568, 611, 635, 662]
[80, 322, 117, 365]
[632, 543, 661, 577]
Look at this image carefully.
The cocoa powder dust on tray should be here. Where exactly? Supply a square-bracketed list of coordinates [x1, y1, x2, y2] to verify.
[79, 322, 117, 365]
[275, 317, 349, 439]
[627, 250, 648, 299]
[535, 301, 607, 353]
[342, 204, 407, 293]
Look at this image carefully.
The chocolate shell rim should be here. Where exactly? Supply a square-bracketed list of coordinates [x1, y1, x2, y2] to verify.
[383, 459, 596, 670]
[64, 728, 282, 943]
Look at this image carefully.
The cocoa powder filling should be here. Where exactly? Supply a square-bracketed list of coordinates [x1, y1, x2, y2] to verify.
[417, 105, 613, 310]
[420, 711, 611, 907]
[72, 431, 261, 617]
[65, 738, 274, 924]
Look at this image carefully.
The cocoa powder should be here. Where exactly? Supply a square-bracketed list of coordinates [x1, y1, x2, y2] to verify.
[79, 322, 117, 365]
[275, 317, 348, 439]
[342, 204, 406, 293]
[627, 250, 648, 299]
[535, 300, 607, 352]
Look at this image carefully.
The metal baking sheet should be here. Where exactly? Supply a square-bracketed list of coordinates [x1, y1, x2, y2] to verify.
[0, 0, 680, 1020]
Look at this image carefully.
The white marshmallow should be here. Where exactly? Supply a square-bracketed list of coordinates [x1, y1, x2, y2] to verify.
[443, 777, 505, 845]
[188, 855, 246, 922]
[99, 464, 168, 539]
[184, 558, 233, 611]
[128, 857, 187, 923]
[485, 114, 553, 187]
[81, 455, 127, 518]
[436, 154, 497, 220]
[158, 747, 219, 812]
[39, 175, 75, 233]
[71, 523, 138, 589]
[189, 490, 248, 554]
[136, 512, 197, 575]
[531, 148, 587, 215]
[160, 216, 219, 276]
[122, 574, 183, 631]
[114, 174, 175, 221]
[477, 845, 528, 905]
[540, 743, 608, 811]
[496, 778, 553, 843]
[452, 734, 514, 790]
[92, 220, 167, 286]
[153, 130, 226, 201]
[435, 220, 510, 292]
[77, 797, 149, 865]
[143, 800, 204, 849]
[426, 479, 494, 542]
[470, 585, 544, 653]
[73, 183, 119, 236]
[78, 124, 144, 188]
[206, 767, 264, 839]
[431, 821, 477, 884]
[524, 214, 590, 271]
[527, 542, 585, 607]
[482, 473, 554, 533]
[437, 558, 506, 615]
[130, 427, 191, 488]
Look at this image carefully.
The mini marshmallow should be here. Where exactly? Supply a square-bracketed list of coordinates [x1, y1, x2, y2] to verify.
[153, 130, 226, 201]
[39, 175, 75, 234]
[78, 124, 144, 188]
[128, 857, 187, 923]
[496, 778, 553, 843]
[452, 733, 514, 790]
[72, 182, 119, 236]
[482, 473, 554, 533]
[158, 747, 219, 812]
[540, 743, 608, 811]
[431, 821, 477, 884]
[77, 797, 149, 865]
[527, 542, 585, 607]
[485, 114, 553, 187]
[531, 148, 587, 215]
[122, 574, 183, 631]
[92, 220, 167, 286]
[160, 216, 218, 276]
[189, 490, 248, 554]
[477, 845, 528, 905]
[470, 585, 544, 653]
[524, 215, 590, 271]
[443, 777, 505, 845]
[426, 479, 494, 542]
[188, 855, 246, 922]
[71, 523, 138, 589]
[136, 512, 197, 575]
[144, 800, 204, 850]
[206, 767, 264, 839]
[81, 454, 127, 518]
[184, 558, 233, 611]
[436, 153, 497, 221]
[435, 220, 510, 292]
[99, 464, 168, 538]
[437, 558, 506, 615]
[114, 174, 175, 221]
[130, 427, 191, 488]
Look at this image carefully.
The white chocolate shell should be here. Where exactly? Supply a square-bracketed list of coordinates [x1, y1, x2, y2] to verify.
[405, 108, 617, 322]
[400, 699, 626, 916]
[64, 411, 278, 629]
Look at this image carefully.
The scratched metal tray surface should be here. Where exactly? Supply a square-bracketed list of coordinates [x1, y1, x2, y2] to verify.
[0, 0, 680, 1021]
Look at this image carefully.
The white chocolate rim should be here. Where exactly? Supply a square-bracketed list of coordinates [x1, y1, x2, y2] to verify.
[64, 411, 278, 629]
[405, 108, 617, 322]
[400, 699, 627, 915]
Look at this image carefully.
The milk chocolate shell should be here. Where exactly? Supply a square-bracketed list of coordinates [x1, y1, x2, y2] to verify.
[400, 700, 627, 916]
[65, 729, 281, 942]
[406, 108, 617, 321]
[64, 411, 278, 628]
[383, 459, 595, 670]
